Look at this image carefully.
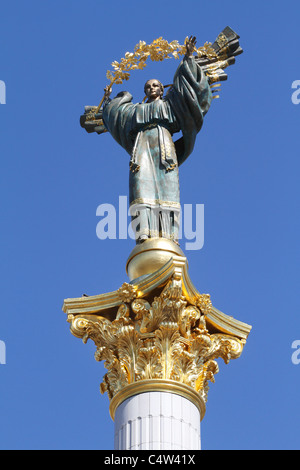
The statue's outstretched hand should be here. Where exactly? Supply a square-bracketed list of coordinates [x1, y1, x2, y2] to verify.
[186, 36, 197, 58]
[104, 85, 112, 100]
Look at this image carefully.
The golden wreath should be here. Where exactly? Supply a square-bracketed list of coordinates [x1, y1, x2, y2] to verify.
[94, 37, 217, 113]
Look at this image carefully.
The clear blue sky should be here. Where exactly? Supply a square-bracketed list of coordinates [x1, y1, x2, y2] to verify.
[0, 0, 299, 450]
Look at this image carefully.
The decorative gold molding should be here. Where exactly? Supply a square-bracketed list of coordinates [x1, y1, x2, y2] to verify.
[64, 256, 251, 420]
[109, 379, 206, 421]
[116, 283, 137, 303]
[63, 254, 252, 339]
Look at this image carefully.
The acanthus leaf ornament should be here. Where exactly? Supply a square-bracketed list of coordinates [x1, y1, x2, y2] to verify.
[65, 257, 251, 420]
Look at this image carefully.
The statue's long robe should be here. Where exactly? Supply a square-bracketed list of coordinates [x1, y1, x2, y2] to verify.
[102, 56, 212, 242]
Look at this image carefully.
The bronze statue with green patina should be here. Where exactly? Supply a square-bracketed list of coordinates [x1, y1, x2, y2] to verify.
[80, 29, 243, 245]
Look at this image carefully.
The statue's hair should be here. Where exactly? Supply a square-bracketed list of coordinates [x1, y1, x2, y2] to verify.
[144, 79, 164, 98]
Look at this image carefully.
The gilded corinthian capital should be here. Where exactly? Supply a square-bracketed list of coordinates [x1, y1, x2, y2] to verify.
[63, 248, 251, 421]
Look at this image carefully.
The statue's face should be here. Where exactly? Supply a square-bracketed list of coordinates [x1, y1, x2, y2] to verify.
[144, 79, 163, 102]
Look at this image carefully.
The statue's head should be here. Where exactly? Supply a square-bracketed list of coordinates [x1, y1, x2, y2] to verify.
[144, 79, 164, 102]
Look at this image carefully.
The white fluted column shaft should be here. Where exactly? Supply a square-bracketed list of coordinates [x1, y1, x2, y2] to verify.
[114, 391, 201, 450]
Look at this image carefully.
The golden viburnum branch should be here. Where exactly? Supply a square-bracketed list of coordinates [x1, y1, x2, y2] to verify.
[94, 37, 217, 114]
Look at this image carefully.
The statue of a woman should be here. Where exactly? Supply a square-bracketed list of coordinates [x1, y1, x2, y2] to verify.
[82, 37, 212, 244]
